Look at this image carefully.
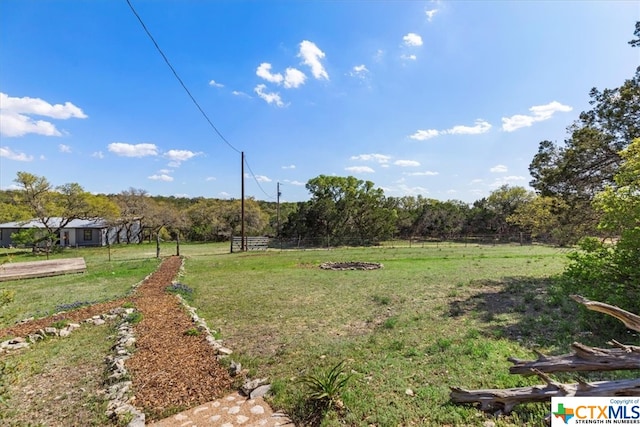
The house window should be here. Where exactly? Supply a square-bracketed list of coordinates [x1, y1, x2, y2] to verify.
[83, 229, 92, 241]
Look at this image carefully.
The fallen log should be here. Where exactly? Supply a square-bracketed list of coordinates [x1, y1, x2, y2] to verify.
[450, 295, 640, 415]
[570, 294, 640, 332]
[509, 342, 640, 375]
[450, 371, 640, 414]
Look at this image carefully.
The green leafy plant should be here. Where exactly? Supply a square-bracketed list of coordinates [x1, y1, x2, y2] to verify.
[299, 360, 352, 410]
[0, 289, 15, 308]
[51, 319, 69, 329]
[184, 327, 201, 336]
[125, 311, 143, 325]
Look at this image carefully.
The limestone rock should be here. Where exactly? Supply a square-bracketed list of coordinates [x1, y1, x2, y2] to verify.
[250, 384, 271, 399]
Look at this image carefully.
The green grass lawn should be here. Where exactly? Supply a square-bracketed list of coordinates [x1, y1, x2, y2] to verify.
[178, 243, 575, 426]
[1, 242, 613, 426]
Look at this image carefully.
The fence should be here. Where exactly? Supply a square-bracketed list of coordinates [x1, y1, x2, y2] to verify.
[263, 233, 538, 250]
[230, 236, 270, 253]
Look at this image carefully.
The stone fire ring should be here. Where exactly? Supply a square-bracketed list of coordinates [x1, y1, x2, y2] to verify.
[319, 261, 383, 271]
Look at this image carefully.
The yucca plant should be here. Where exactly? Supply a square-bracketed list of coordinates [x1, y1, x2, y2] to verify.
[299, 360, 352, 410]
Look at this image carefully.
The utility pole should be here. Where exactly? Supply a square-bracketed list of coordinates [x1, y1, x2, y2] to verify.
[241, 151, 246, 251]
[276, 182, 281, 237]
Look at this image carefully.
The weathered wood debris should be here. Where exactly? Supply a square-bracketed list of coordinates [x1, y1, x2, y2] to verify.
[450, 295, 640, 415]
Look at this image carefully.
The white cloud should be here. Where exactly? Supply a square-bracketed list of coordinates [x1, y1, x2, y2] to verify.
[0, 110, 62, 137]
[470, 178, 483, 184]
[490, 175, 527, 187]
[165, 149, 199, 162]
[254, 84, 284, 107]
[490, 164, 508, 173]
[401, 54, 417, 61]
[92, 151, 104, 159]
[255, 175, 272, 183]
[284, 68, 307, 89]
[502, 101, 573, 132]
[205, 176, 216, 181]
[409, 129, 440, 140]
[282, 164, 296, 169]
[232, 90, 251, 98]
[158, 169, 173, 174]
[350, 64, 369, 79]
[410, 119, 491, 140]
[208, 80, 224, 88]
[256, 63, 284, 84]
[108, 142, 158, 157]
[425, 8, 439, 21]
[385, 183, 430, 196]
[345, 166, 375, 173]
[219, 191, 231, 198]
[58, 144, 71, 153]
[351, 153, 391, 164]
[0, 92, 87, 119]
[403, 33, 423, 47]
[298, 40, 329, 80]
[406, 170, 439, 176]
[285, 180, 305, 186]
[394, 160, 421, 167]
[374, 49, 385, 62]
[0, 146, 33, 161]
[148, 174, 174, 182]
[446, 119, 491, 135]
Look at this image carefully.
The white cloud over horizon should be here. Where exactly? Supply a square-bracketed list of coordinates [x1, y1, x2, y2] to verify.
[490, 175, 527, 187]
[345, 166, 375, 173]
[406, 170, 439, 176]
[0, 146, 34, 161]
[351, 153, 391, 164]
[256, 63, 284, 84]
[502, 101, 572, 132]
[490, 164, 508, 173]
[165, 149, 199, 162]
[425, 8, 438, 21]
[148, 173, 174, 182]
[0, 93, 88, 138]
[298, 40, 329, 80]
[108, 142, 159, 157]
[394, 160, 420, 167]
[410, 119, 491, 140]
[403, 33, 423, 47]
[254, 84, 284, 107]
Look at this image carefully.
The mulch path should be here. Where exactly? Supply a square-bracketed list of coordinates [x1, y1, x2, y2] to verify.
[127, 256, 233, 420]
[0, 255, 234, 422]
[0, 299, 128, 339]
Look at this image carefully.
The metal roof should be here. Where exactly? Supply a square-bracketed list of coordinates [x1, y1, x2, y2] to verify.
[0, 218, 108, 229]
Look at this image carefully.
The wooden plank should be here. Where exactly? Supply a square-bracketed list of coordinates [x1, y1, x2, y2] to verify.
[0, 258, 86, 282]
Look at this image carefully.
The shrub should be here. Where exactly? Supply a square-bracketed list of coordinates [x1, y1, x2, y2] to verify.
[299, 361, 352, 411]
[557, 233, 640, 336]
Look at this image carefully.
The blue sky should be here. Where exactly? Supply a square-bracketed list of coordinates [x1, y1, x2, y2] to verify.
[1, 1, 638, 203]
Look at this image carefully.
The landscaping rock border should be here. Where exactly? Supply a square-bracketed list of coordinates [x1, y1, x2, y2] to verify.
[319, 261, 383, 270]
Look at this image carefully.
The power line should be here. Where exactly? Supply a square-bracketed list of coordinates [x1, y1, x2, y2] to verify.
[125, 0, 241, 154]
[244, 156, 276, 200]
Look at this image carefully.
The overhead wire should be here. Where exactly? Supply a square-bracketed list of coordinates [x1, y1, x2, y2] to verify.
[244, 157, 276, 200]
[125, 0, 278, 200]
[125, 0, 240, 154]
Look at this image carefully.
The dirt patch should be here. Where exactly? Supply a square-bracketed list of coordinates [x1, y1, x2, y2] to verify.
[0, 299, 128, 340]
